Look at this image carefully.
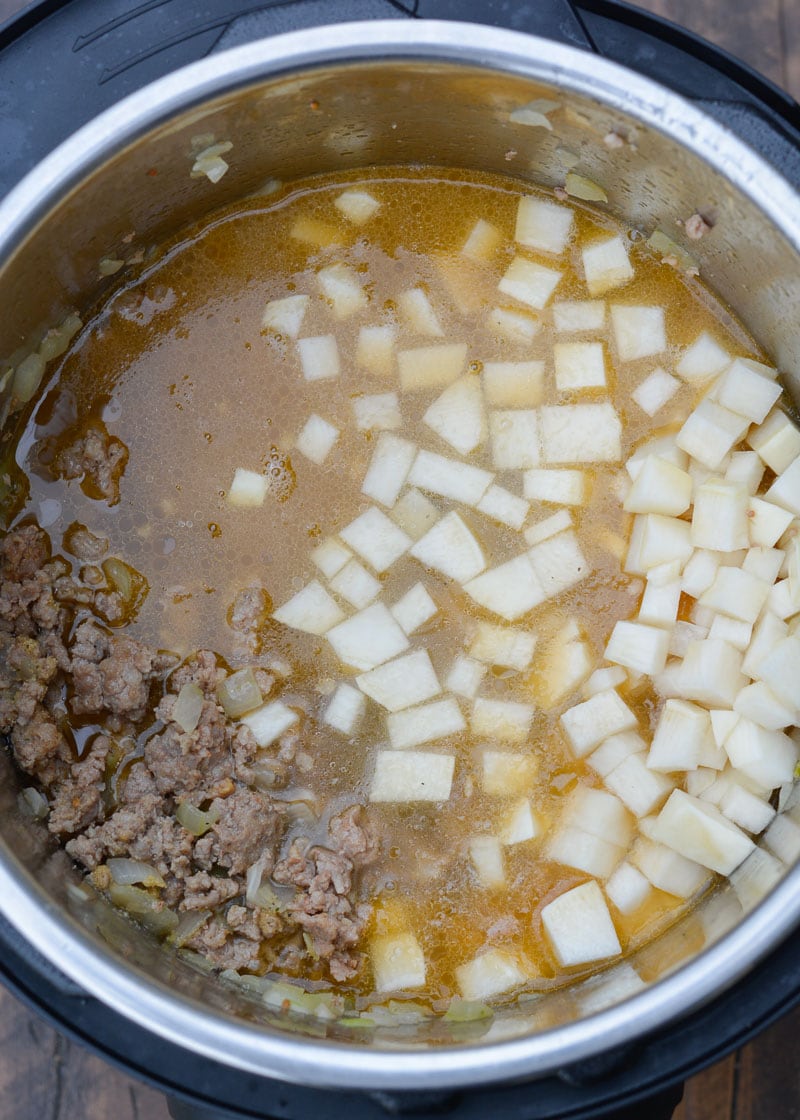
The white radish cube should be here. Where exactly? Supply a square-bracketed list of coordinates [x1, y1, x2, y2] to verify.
[638, 578, 681, 627]
[410, 511, 486, 583]
[298, 334, 340, 381]
[743, 612, 789, 679]
[390, 583, 437, 634]
[535, 624, 593, 707]
[524, 509, 573, 546]
[340, 507, 412, 572]
[390, 488, 439, 540]
[408, 449, 493, 505]
[486, 307, 541, 345]
[606, 754, 674, 816]
[398, 289, 443, 337]
[489, 410, 541, 469]
[589, 731, 645, 777]
[631, 838, 708, 898]
[241, 700, 299, 748]
[686, 768, 719, 797]
[476, 484, 530, 530]
[273, 580, 345, 635]
[469, 622, 536, 671]
[370, 932, 425, 992]
[636, 514, 693, 572]
[726, 718, 798, 788]
[542, 882, 621, 966]
[744, 545, 785, 584]
[751, 635, 800, 708]
[523, 469, 585, 505]
[626, 433, 688, 479]
[710, 710, 740, 749]
[720, 782, 776, 835]
[471, 698, 534, 743]
[311, 536, 351, 579]
[692, 479, 750, 551]
[370, 750, 455, 802]
[730, 848, 784, 910]
[455, 949, 527, 1001]
[329, 559, 381, 609]
[483, 361, 545, 407]
[353, 393, 401, 432]
[262, 293, 308, 338]
[356, 324, 396, 376]
[398, 342, 467, 391]
[764, 814, 800, 863]
[324, 684, 366, 735]
[290, 217, 342, 248]
[469, 836, 506, 889]
[632, 367, 680, 417]
[669, 621, 710, 659]
[726, 451, 765, 494]
[481, 750, 537, 795]
[553, 300, 605, 332]
[699, 568, 770, 624]
[540, 403, 622, 463]
[499, 798, 540, 845]
[446, 655, 487, 700]
[611, 305, 666, 361]
[623, 456, 691, 516]
[423, 376, 486, 455]
[606, 863, 652, 914]
[748, 409, 800, 473]
[676, 331, 730, 382]
[462, 217, 502, 261]
[708, 615, 752, 651]
[605, 621, 670, 675]
[335, 189, 380, 225]
[546, 827, 623, 879]
[361, 433, 417, 508]
[676, 400, 749, 470]
[515, 196, 574, 254]
[560, 689, 637, 757]
[295, 414, 339, 464]
[318, 263, 367, 319]
[768, 579, 800, 621]
[766, 455, 800, 516]
[554, 341, 606, 390]
[228, 467, 268, 508]
[652, 789, 754, 874]
[358, 650, 441, 712]
[582, 236, 634, 297]
[499, 256, 562, 309]
[583, 666, 628, 699]
[528, 530, 591, 597]
[563, 785, 633, 846]
[678, 639, 746, 708]
[387, 698, 465, 749]
[326, 603, 409, 671]
[464, 554, 545, 621]
[716, 358, 782, 424]
[681, 550, 720, 597]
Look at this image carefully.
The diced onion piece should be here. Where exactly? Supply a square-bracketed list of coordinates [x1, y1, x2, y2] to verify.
[370, 750, 455, 802]
[692, 479, 749, 551]
[387, 697, 465, 749]
[561, 689, 637, 758]
[340, 506, 411, 572]
[216, 668, 262, 720]
[499, 798, 540, 845]
[297, 334, 340, 381]
[356, 324, 396, 376]
[398, 289, 443, 336]
[357, 650, 441, 712]
[652, 789, 754, 875]
[390, 582, 437, 634]
[482, 361, 544, 407]
[410, 510, 486, 583]
[228, 467, 267, 508]
[605, 620, 669, 675]
[716, 358, 782, 424]
[488, 410, 541, 469]
[471, 698, 534, 743]
[461, 218, 502, 261]
[582, 236, 633, 297]
[679, 638, 746, 707]
[18, 787, 48, 820]
[329, 559, 382, 609]
[553, 342, 606, 390]
[273, 580, 344, 635]
[498, 256, 562, 310]
[323, 684, 366, 735]
[191, 142, 232, 183]
[423, 376, 486, 455]
[38, 312, 82, 363]
[408, 449, 493, 506]
[564, 173, 608, 202]
[241, 700, 298, 748]
[446, 655, 487, 700]
[606, 862, 652, 914]
[389, 488, 439, 539]
[528, 529, 591, 598]
[676, 331, 730, 382]
[748, 409, 800, 473]
[108, 858, 166, 888]
[676, 400, 748, 470]
[290, 217, 343, 248]
[524, 469, 585, 506]
[486, 307, 541, 344]
[176, 801, 219, 837]
[623, 455, 691, 516]
[352, 393, 401, 432]
[515, 196, 574, 254]
[295, 414, 339, 464]
[455, 948, 527, 1001]
[476, 484, 529, 530]
[553, 300, 606, 332]
[469, 836, 506, 889]
[326, 603, 409, 671]
[524, 509, 573, 547]
[361, 433, 416, 508]
[371, 932, 426, 991]
[610, 305, 666, 362]
[631, 366, 680, 417]
[262, 294, 308, 338]
[469, 622, 536, 671]
[465, 554, 544, 622]
[481, 750, 537, 795]
[510, 97, 560, 126]
[540, 403, 621, 463]
[646, 229, 697, 271]
[311, 537, 351, 579]
[542, 881, 621, 966]
[630, 837, 709, 898]
[335, 189, 380, 225]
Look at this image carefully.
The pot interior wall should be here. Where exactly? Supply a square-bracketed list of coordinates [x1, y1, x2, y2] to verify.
[0, 54, 798, 1053]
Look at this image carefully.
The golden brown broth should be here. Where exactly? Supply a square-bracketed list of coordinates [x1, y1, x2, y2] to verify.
[15, 167, 762, 1001]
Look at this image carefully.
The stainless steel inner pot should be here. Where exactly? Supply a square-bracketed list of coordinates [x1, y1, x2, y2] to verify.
[0, 18, 799, 1092]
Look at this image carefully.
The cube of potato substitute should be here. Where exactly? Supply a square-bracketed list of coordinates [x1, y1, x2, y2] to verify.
[623, 455, 691, 516]
[605, 620, 670, 675]
[734, 681, 796, 732]
[546, 826, 624, 879]
[626, 432, 688, 479]
[582, 666, 628, 700]
[710, 709, 740, 750]
[290, 217, 343, 248]
[326, 603, 410, 671]
[589, 731, 646, 777]
[398, 342, 467, 391]
[554, 341, 606, 390]
[726, 450, 765, 494]
[455, 948, 527, 1001]
[469, 836, 506, 889]
[535, 623, 594, 708]
[370, 932, 425, 992]
[631, 367, 680, 417]
[261, 293, 308, 338]
[476, 484, 530, 530]
[461, 217, 502, 261]
[310, 536, 352, 579]
[228, 467, 268, 508]
[748, 409, 800, 473]
[553, 300, 606, 332]
[606, 862, 652, 914]
[692, 479, 750, 552]
[498, 255, 562, 309]
[499, 798, 541, 844]
[560, 689, 637, 757]
[390, 488, 439, 540]
[486, 306, 541, 345]
[408, 449, 493, 505]
[370, 750, 455, 802]
[750, 635, 800, 709]
[352, 392, 401, 432]
[582, 235, 634, 297]
[423, 376, 486, 455]
[524, 469, 585, 506]
[317, 263, 368, 318]
[340, 506, 412, 572]
[387, 698, 466, 749]
[524, 509, 573, 546]
[357, 650, 441, 712]
[295, 414, 339, 465]
[489, 410, 541, 469]
[716, 358, 782, 424]
[329, 559, 381, 609]
[636, 514, 693, 572]
[540, 403, 622, 462]
[241, 700, 299, 748]
[323, 684, 366, 735]
[676, 399, 749, 470]
[653, 790, 754, 875]
[743, 545, 784, 585]
[390, 582, 437, 635]
[610, 304, 666, 362]
[638, 578, 681, 627]
[743, 611, 789, 679]
[297, 334, 340, 381]
[630, 837, 709, 898]
[481, 750, 537, 795]
[681, 549, 720, 597]
[446, 654, 488, 699]
[471, 698, 534, 743]
[335, 188, 380, 225]
[730, 848, 784, 911]
[542, 881, 622, 966]
[528, 530, 591, 597]
[764, 814, 800, 863]
[605, 754, 674, 817]
[678, 638, 746, 708]
[410, 511, 486, 583]
[361, 433, 417, 508]
[356, 324, 396, 376]
[273, 580, 345, 636]
[483, 361, 545, 407]
[464, 554, 545, 621]
[562, 785, 633, 846]
[469, 622, 537, 671]
[515, 196, 574, 254]
[676, 331, 730, 382]
[699, 568, 771, 624]
[398, 288, 444, 337]
[766, 455, 800, 516]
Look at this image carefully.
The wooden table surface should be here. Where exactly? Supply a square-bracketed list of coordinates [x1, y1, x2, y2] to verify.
[0, 0, 799, 1117]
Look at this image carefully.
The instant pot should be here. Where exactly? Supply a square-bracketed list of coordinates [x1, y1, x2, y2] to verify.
[2, 2, 800, 1118]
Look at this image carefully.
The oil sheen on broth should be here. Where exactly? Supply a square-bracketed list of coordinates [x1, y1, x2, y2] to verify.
[10, 165, 798, 1012]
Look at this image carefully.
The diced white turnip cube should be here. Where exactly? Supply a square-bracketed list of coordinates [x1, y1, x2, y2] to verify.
[692, 479, 750, 551]
[708, 616, 753, 651]
[298, 334, 340, 381]
[408, 449, 493, 505]
[768, 579, 800, 621]
[610, 304, 666, 361]
[523, 469, 585, 505]
[653, 789, 754, 874]
[361, 433, 417, 508]
[719, 781, 776, 834]
[623, 456, 691, 516]
[562, 785, 633, 846]
[326, 603, 409, 671]
[528, 530, 591, 597]
[370, 750, 455, 802]
[553, 300, 605, 332]
[469, 836, 506, 889]
[499, 798, 540, 845]
[634, 514, 693, 572]
[335, 188, 380, 225]
[750, 635, 800, 708]
[290, 216, 342, 248]
[356, 324, 396, 376]
[423, 376, 486, 455]
[631, 837, 709, 898]
[461, 217, 502, 261]
[626, 432, 688, 479]
[489, 410, 541, 469]
[324, 684, 366, 735]
[471, 698, 534, 743]
[464, 554, 545, 621]
[486, 307, 541, 345]
[605, 754, 674, 816]
[743, 544, 784, 584]
[455, 948, 527, 1001]
[446, 655, 487, 700]
[481, 750, 537, 795]
[410, 511, 486, 583]
[730, 847, 785, 910]
[499, 256, 562, 309]
[542, 881, 622, 965]
[583, 666, 628, 699]
[710, 710, 739, 749]
[554, 341, 606, 390]
[228, 467, 268, 508]
[241, 700, 298, 748]
[676, 331, 729, 382]
[357, 649, 441, 712]
[631, 367, 680, 417]
[726, 451, 766, 494]
[389, 488, 439, 540]
[340, 507, 412, 572]
[681, 549, 720, 597]
[295, 414, 339, 465]
[540, 403, 622, 463]
[638, 578, 681, 628]
[390, 582, 437, 635]
[725, 718, 798, 788]
[524, 509, 573, 546]
[743, 611, 789, 679]
[476, 484, 530, 530]
[606, 862, 652, 914]
[398, 288, 443, 337]
[370, 932, 425, 991]
[515, 196, 574, 254]
[699, 568, 770, 624]
[678, 639, 746, 707]
[748, 409, 800, 473]
[535, 623, 593, 708]
[716, 358, 781, 424]
[318, 263, 367, 319]
[766, 455, 800, 516]
[764, 813, 800, 863]
[589, 731, 645, 776]
[560, 689, 637, 757]
[311, 536, 351, 579]
[605, 620, 670, 675]
[669, 621, 710, 658]
[582, 236, 634, 297]
[398, 342, 467, 391]
[273, 580, 345, 635]
[469, 622, 536, 671]
[677, 400, 749, 470]
[262, 293, 308, 338]
[353, 393, 401, 432]
[387, 698, 466, 749]
[329, 559, 381, 609]
[546, 826, 623, 879]
[482, 361, 544, 407]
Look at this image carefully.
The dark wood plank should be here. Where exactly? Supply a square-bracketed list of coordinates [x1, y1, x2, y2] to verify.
[731, 1001, 800, 1120]
[780, 0, 800, 102]
[674, 1052, 736, 1120]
